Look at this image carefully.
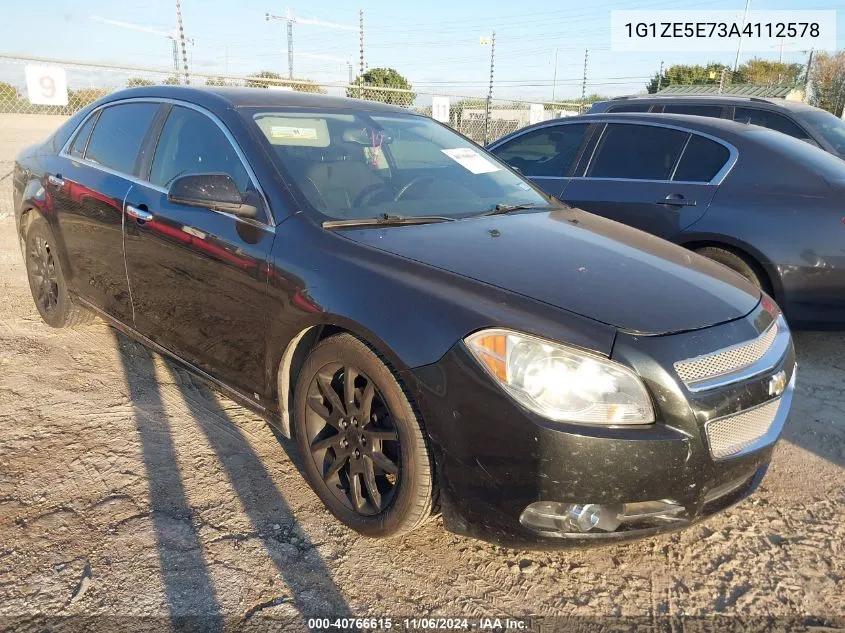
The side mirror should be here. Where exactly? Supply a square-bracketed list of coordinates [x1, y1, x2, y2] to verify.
[167, 173, 259, 219]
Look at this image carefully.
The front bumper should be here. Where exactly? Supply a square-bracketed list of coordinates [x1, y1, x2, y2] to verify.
[406, 300, 796, 548]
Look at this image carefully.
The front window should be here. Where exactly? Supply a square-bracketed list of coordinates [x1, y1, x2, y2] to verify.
[801, 110, 845, 157]
[245, 108, 547, 220]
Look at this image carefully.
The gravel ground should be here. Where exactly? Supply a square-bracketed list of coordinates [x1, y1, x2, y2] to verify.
[0, 116, 843, 631]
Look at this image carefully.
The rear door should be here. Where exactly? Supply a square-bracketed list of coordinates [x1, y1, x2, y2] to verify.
[123, 104, 275, 393]
[487, 122, 592, 197]
[50, 101, 161, 323]
[562, 122, 730, 240]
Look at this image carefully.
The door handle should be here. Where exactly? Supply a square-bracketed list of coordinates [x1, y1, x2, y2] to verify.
[126, 204, 154, 222]
[657, 195, 697, 207]
[47, 174, 65, 188]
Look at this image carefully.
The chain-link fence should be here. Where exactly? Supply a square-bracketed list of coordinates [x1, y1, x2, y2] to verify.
[0, 54, 586, 144]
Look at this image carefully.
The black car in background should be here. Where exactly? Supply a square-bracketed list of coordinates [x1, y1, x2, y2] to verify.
[13, 87, 795, 547]
[588, 95, 845, 159]
[488, 112, 845, 329]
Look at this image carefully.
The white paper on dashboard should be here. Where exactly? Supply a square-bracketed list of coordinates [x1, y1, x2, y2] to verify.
[441, 148, 500, 174]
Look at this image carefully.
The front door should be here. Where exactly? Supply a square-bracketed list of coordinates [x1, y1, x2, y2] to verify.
[562, 123, 729, 240]
[123, 104, 275, 394]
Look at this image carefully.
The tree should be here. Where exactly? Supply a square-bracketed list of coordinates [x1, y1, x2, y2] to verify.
[0, 81, 19, 101]
[583, 92, 611, 103]
[647, 62, 729, 93]
[347, 67, 415, 106]
[205, 76, 231, 87]
[162, 75, 180, 86]
[68, 88, 109, 110]
[809, 51, 845, 116]
[736, 58, 803, 85]
[245, 70, 326, 93]
[126, 77, 154, 88]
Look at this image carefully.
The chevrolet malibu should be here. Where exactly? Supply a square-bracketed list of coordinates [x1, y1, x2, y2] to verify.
[13, 87, 796, 547]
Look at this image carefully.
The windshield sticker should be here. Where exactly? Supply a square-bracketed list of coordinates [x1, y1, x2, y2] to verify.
[271, 126, 319, 140]
[441, 148, 500, 175]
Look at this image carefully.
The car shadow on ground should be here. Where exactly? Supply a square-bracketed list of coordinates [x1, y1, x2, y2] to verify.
[112, 330, 352, 629]
[782, 332, 845, 469]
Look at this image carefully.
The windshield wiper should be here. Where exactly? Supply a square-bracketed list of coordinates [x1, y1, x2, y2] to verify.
[477, 202, 551, 217]
[322, 213, 456, 229]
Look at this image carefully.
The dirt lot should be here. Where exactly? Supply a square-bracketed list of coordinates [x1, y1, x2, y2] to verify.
[0, 115, 843, 631]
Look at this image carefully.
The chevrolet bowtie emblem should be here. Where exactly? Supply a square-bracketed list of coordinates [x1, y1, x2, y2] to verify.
[768, 370, 787, 397]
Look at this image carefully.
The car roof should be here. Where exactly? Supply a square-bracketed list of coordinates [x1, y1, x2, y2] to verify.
[593, 95, 816, 112]
[98, 85, 415, 115]
[490, 112, 785, 147]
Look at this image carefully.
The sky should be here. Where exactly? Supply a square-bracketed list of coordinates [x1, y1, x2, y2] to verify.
[1, 0, 843, 103]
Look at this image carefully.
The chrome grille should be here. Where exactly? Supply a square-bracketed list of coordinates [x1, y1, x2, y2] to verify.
[705, 397, 781, 459]
[674, 320, 779, 386]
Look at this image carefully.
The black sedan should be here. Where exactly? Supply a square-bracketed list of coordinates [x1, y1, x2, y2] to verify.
[13, 87, 795, 547]
[488, 112, 845, 329]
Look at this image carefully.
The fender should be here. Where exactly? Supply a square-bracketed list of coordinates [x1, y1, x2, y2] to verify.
[262, 216, 617, 435]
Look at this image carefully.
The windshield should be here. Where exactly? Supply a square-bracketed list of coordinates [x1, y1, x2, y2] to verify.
[801, 110, 845, 157]
[246, 108, 547, 220]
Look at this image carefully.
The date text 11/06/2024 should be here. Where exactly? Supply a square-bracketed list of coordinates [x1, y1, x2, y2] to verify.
[307, 617, 528, 630]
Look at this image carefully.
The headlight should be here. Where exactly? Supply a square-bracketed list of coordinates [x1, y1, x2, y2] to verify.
[464, 328, 654, 425]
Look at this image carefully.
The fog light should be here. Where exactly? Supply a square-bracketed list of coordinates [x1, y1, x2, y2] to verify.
[520, 499, 686, 537]
[520, 501, 622, 534]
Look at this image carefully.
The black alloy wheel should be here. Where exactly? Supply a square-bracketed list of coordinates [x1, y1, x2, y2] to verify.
[293, 333, 434, 537]
[24, 217, 94, 328]
[305, 362, 401, 515]
[28, 235, 59, 316]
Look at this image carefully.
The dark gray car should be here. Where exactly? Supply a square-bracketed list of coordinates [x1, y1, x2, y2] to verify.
[588, 96, 845, 159]
[487, 112, 845, 328]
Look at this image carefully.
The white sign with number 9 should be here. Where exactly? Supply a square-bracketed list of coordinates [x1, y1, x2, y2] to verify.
[25, 65, 69, 106]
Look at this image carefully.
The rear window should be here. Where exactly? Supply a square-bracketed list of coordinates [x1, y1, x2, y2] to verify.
[662, 104, 723, 117]
[68, 113, 98, 159]
[732, 107, 809, 140]
[673, 135, 731, 182]
[85, 103, 159, 175]
[607, 104, 650, 113]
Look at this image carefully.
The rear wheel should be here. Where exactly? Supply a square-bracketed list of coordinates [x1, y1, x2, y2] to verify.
[694, 246, 768, 293]
[24, 217, 94, 328]
[293, 333, 434, 537]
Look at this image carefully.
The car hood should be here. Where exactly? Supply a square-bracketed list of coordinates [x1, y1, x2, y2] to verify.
[338, 207, 760, 335]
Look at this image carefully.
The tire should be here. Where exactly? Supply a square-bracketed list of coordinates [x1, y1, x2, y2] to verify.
[695, 246, 768, 292]
[24, 217, 95, 328]
[293, 333, 434, 537]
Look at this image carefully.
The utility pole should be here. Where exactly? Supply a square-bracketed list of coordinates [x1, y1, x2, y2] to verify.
[483, 32, 496, 145]
[804, 48, 815, 102]
[778, 37, 785, 63]
[733, 0, 751, 72]
[174, 0, 190, 84]
[359, 9, 365, 97]
[718, 66, 729, 93]
[656, 60, 664, 92]
[265, 8, 356, 81]
[551, 48, 558, 102]
[286, 11, 294, 78]
[580, 48, 588, 113]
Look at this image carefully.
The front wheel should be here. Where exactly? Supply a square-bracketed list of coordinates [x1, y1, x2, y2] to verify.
[695, 246, 769, 293]
[293, 333, 435, 537]
[24, 217, 94, 328]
